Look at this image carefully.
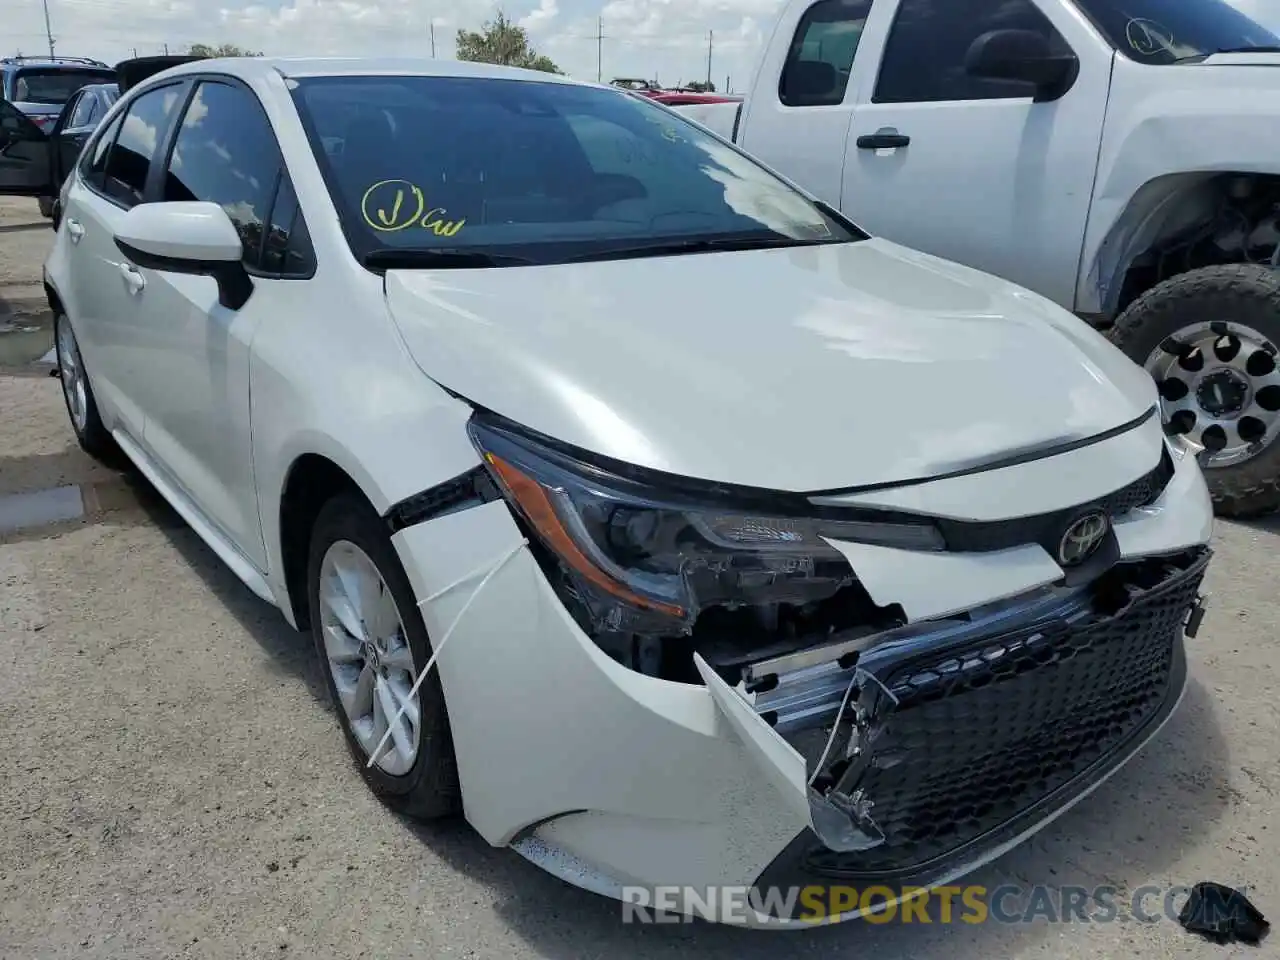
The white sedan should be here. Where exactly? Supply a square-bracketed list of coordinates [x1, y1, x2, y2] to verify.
[0, 56, 1214, 926]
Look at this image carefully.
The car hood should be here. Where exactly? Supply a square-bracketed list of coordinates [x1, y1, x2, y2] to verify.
[384, 238, 1157, 492]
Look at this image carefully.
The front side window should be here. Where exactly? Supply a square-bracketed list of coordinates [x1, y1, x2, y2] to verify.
[12, 69, 114, 105]
[292, 75, 859, 267]
[780, 0, 874, 107]
[163, 81, 283, 266]
[874, 0, 1073, 103]
[1069, 0, 1279, 64]
[103, 83, 184, 208]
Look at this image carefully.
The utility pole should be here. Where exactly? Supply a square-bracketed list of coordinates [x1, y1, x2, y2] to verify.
[706, 30, 713, 87]
[430, 23, 436, 57]
[41, 0, 55, 58]
[596, 17, 604, 83]
[163, 42, 170, 55]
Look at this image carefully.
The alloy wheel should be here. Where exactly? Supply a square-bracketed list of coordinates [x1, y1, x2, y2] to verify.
[1145, 319, 1280, 468]
[317, 539, 421, 776]
[57, 317, 89, 435]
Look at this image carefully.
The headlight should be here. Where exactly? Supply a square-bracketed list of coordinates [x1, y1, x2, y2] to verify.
[467, 414, 943, 634]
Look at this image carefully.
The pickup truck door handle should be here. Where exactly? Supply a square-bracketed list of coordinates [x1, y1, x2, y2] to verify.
[856, 132, 911, 150]
[65, 218, 85, 243]
[118, 263, 146, 295]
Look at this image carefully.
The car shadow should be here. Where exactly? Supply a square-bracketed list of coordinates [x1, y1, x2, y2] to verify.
[109, 468, 1235, 956]
[124, 465, 330, 704]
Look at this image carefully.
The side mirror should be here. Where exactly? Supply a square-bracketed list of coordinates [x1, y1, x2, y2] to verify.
[964, 29, 1079, 102]
[113, 201, 253, 310]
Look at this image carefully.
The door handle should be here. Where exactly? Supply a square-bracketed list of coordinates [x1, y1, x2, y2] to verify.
[65, 218, 85, 243]
[856, 132, 911, 150]
[118, 262, 146, 295]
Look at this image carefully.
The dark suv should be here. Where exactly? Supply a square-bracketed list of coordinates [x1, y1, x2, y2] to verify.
[0, 57, 115, 135]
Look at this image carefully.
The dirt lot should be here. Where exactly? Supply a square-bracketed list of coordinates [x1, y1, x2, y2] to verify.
[1, 194, 1278, 959]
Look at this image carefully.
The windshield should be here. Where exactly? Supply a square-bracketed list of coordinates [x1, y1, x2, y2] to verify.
[1071, 0, 1280, 63]
[12, 68, 115, 104]
[291, 75, 859, 266]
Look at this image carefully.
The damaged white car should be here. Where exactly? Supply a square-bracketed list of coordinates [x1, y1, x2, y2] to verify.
[18, 56, 1215, 925]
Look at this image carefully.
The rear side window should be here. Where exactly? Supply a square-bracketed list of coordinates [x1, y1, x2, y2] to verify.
[12, 68, 113, 105]
[68, 92, 95, 128]
[79, 111, 124, 187]
[163, 81, 283, 267]
[779, 0, 874, 107]
[874, 0, 1072, 103]
[103, 83, 185, 208]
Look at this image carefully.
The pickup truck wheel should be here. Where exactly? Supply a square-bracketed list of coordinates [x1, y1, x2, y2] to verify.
[1110, 264, 1280, 518]
[306, 493, 461, 819]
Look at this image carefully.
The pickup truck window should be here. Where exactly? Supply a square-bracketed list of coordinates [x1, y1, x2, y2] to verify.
[779, 0, 872, 107]
[1069, 0, 1279, 64]
[875, 0, 1072, 103]
[294, 75, 859, 267]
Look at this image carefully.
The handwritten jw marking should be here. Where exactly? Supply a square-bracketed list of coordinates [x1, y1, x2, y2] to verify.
[360, 179, 467, 236]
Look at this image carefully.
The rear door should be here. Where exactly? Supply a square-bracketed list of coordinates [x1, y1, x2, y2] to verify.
[64, 80, 189, 440]
[54, 88, 102, 181]
[0, 98, 52, 195]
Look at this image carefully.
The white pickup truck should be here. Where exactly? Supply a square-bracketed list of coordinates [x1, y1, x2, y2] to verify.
[674, 0, 1280, 517]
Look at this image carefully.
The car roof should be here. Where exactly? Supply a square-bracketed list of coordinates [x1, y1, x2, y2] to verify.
[151, 55, 591, 89]
[3, 60, 113, 72]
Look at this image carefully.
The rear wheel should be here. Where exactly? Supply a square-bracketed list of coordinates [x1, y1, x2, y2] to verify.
[306, 494, 460, 818]
[54, 312, 114, 460]
[1111, 264, 1280, 518]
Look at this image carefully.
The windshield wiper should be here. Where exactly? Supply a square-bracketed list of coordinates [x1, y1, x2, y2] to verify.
[1211, 45, 1280, 55]
[361, 249, 535, 271]
[561, 235, 836, 264]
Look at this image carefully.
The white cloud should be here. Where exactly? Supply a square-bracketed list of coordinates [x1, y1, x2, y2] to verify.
[520, 0, 561, 32]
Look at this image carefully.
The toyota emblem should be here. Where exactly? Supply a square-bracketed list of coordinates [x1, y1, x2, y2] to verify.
[1057, 511, 1110, 566]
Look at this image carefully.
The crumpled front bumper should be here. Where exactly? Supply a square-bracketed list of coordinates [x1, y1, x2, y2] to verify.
[388, 435, 1213, 926]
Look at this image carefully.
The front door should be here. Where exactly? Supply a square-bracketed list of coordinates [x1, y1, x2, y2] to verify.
[128, 78, 285, 568]
[0, 99, 52, 194]
[841, 0, 1111, 310]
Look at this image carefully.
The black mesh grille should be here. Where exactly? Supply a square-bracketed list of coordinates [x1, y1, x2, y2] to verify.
[802, 548, 1207, 879]
[936, 447, 1175, 554]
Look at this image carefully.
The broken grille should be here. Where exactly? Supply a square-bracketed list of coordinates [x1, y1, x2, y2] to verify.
[802, 546, 1209, 879]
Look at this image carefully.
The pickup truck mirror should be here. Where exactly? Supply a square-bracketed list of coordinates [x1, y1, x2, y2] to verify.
[964, 29, 1079, 102]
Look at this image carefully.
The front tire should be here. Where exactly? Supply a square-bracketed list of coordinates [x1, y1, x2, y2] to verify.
[306, 494, 461, 819]
[54, 312, 114, 460]
[1111, 264, 1280, 518]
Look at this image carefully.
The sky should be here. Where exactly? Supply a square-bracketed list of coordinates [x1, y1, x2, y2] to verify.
[8, 0, 1280, 95]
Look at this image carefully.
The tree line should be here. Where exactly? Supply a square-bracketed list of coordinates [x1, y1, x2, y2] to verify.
[187, 10, 562, 73]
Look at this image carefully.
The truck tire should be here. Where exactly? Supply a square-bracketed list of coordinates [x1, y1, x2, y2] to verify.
[1110, 263, 1280, 519]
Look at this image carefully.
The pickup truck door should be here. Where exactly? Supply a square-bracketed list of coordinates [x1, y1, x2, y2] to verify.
[842, 0, 1111, 310]
[734, 0, 880, 206]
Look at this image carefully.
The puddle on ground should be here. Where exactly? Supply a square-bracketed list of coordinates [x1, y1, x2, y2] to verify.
[0, 316, 55, 368]
[0, 475, 171, 540]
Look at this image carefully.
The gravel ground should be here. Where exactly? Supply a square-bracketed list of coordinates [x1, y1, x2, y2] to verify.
[0, 195, 1277, 959]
